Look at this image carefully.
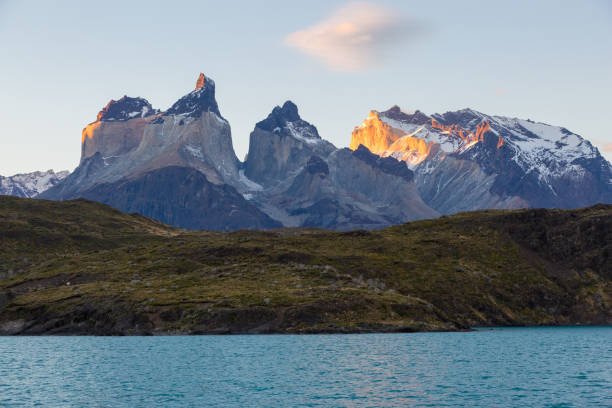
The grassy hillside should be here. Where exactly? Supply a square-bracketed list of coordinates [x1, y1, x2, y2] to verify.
[0, 196, 610, 335]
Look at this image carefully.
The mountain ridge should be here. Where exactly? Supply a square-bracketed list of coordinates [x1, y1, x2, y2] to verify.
[20, 73, 612, 231]
[0, 170, 69, 198]
[0, 195, 609, 335]
[351, 106, 612, 213]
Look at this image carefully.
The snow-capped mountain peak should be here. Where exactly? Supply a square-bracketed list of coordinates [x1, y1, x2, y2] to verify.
[0, 169, 69, 198]
[351, 105, 612, 211]
[256, 101, 322, 144]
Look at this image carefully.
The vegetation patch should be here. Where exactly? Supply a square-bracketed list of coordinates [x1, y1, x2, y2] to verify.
[0, 196, 610, 335]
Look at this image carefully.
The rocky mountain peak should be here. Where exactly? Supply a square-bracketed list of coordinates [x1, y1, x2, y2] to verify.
[380, 106, 431, 125]
[257, 101, 303, 130]
[276, 100, 300, 122]
[350, 110, 407, 153]
[432, 108, 486, 128]
[244, 100, 335, 186]
[165, 73, 221, 118]
[255, 100, 321, 141]
[96, 96, 155, 122]
[0, 169, 70, 198]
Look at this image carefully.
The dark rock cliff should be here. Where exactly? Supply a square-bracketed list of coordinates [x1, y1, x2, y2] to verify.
[80, 166, 280, 231]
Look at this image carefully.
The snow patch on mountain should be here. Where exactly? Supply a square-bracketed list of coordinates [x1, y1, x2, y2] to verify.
[164, 75, 221, 118]
[379, 117, 463, 154]
[185, 145, 204, 160]
[97, 96, 156, 122]
[238, 170, 263, 191]
[0, 170, 69, 198]
[284, 121, 322, 145]
[485, 116, 600, 181]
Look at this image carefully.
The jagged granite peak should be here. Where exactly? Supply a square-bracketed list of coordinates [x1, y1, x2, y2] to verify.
[350, 110, 410, 154]
[96, 96, 156, 122]
[244, 101, 336, 186]
[241, 101, 437, 229]
[257, 101, 299, 129]
[256, 100, 321, 141]
[45, 72, 242, 212]
[165, 73, 221, 118]
[0, 169, 69, 198]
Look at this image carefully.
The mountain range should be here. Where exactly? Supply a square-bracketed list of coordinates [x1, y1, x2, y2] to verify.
[0, 170, 68, 198]
[352, 106, 612, 213]
[8, 72, 609, 230]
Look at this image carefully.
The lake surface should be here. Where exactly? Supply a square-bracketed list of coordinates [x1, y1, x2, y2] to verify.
[0, 327, 610, 407]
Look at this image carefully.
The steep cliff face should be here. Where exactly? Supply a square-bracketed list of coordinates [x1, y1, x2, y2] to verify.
[81, 96, 157, 162]
[350, 110, 408, 153]
[244, 101, 336, 186]
[134, 73, 240, 185]
[258, 148, 438, 230]
[42, 74, 242, 201]
[350, 106, 612, 213]
[325, 147, 439, 227]
[130, 106, 239, 185]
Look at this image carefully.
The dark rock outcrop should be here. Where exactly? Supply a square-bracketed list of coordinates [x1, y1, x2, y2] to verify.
[96, 96, 156, 122]
[80, 166, 280, 231]
[352, 144, 413, 182]
[165, 73, 221, 118]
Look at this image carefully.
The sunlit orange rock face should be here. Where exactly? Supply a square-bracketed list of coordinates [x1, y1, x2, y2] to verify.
[195, 73, 206, 90]
[496, 135, 505, 148]
[81, 117, 154, 162]
[350, 111, 435, 166]
[350, 111, 406, 153]
[431, 118, 493, 144]
[350, 110, 504, 167]
[386, 135, 434, 163]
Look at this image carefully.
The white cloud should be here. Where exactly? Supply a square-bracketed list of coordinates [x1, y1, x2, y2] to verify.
[285, 2, 419, 72]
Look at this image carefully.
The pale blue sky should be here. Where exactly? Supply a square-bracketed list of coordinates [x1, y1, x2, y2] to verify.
[0, 0, 611, 175]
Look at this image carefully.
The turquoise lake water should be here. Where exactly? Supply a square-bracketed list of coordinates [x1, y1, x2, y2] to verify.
[0, 327, 610, 407]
